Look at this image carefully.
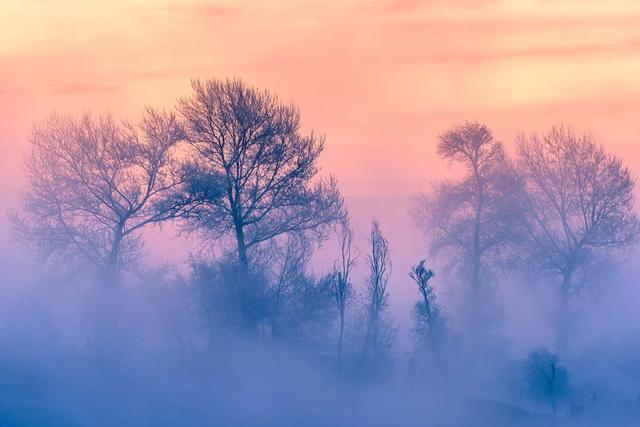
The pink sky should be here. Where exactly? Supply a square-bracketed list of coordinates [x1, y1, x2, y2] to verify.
[2, 0, 640, 322]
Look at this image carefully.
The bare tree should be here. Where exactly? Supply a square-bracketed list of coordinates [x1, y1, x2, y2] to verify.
[249, 234, 335, 346]
[177, 78, 345, 269]
[330, 217, 358, 364]
[363, 219, 392, 357]
[268, 233, 313, 338]
[409, 260, 447, 353]
[516, 126, 639, 353]
[413, 121, 522, 337]
[10, 109, 187, 280]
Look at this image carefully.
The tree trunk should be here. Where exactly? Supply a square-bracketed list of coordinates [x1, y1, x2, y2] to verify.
[363, 307, 378, 358]
[234, 220, 249, 269]
[94, 226, 124, 359]
[271, 280, 283, 338]
[233, 218, 259, 333]
[338, 309, 345, 365]
[470, 159, 483, 341]
[105, 227, 123, 282]
[470, 214, 481, 338]
[555, 269, 572, 355]
[372, 310, 379, 357]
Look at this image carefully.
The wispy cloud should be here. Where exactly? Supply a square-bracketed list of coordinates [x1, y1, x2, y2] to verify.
[381, 0, 497, 14]
[123, 1, 243, 18]
[389, 37, 640, 65]
[47, 81, 122, 95]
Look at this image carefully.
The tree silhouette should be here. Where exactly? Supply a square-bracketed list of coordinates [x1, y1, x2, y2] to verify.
[414, 121, 522, 338]
[409, 260, 447, 353]
[330, 217, 358, 364]
[516, 126, 639, 353]
[363, 219, 392, 357]
[523, 348, 569, 414]
[11, 109, 188, 279]
[177, 78, 345, 269]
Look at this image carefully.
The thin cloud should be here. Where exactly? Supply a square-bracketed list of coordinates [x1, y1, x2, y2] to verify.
[390, 38, 640, 65]
[124, 1, 243, 18]
[382, 0, 497, 14]
[47, 81, 122, 95]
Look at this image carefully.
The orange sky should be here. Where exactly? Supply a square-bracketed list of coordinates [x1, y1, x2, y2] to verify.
[2, 0, 640, 308]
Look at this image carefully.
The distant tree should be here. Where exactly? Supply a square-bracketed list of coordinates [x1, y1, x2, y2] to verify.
[191, 253, 271, 337]
[193, 232, 337, 343]
[269, 272, 336, 349]
[522, 348, 569, 414]
[177, 78, 345, 269]
[10, 109, 187, 280]
[409, 260, 447, 353]
[330, 217, 358, 364]
[363, 219, 392, 357]
[516, 126, 639, 353]
[268, 233, 313, 338]
[413, 121, 522, 338]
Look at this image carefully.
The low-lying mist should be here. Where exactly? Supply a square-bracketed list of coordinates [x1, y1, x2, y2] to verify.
[0, 249, 639, 427]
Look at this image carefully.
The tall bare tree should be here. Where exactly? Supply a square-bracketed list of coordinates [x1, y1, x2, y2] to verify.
[516, 126, 639, 353]
[177, 78, 345, 269]
[330, 217, 358, 364]
[413, 121, 522, 337]
[10, 109, 187, 279]
[363, 219, 392, 357]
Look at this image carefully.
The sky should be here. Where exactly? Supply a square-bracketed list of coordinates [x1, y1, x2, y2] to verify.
[1, 0, 640, 322]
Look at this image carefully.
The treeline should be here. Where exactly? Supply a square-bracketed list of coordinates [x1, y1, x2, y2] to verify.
[10, 78, 640, 394]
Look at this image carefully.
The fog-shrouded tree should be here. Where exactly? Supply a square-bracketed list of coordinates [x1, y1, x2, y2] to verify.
[177, 78, 345, 269]
[363, 219, 393, 358]
[10, 109, 187, 280]
[516, 126, 639, 353]
[269, 270, 336, 349]
[190, 252, 272, 338]
[413, 121, 523, 339]
[192, 233, 336, 344]
[268, 233, 314, 338]
[409, 260, 447, 354]
[330, 217, 358, 364]
[255, 235, 338, 344]
[522, 347, 569, 415]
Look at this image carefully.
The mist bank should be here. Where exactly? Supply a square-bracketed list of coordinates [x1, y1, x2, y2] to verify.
[0, 255, 639, 426]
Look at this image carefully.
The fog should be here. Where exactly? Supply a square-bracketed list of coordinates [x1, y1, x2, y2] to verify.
[1, 79, 640, 427]
[0, 248, 639, 426]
